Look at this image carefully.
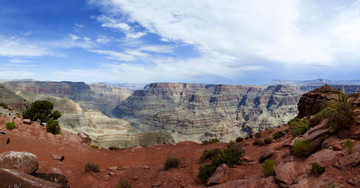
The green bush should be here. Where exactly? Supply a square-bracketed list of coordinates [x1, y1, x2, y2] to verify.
[310, 108, 332, 127]
[272, 130, 285, 140]
[253, 139, 264, 146]
[85, 162, 99, 172]
[255, 132, 262, 138]
[266, 128, 274, 133]
[326, 93, 356, 131]
[310, 163, 325, 176]
[200, 148, 221, 162]
[164, 157, 180, 170]
[264, 137, 273, 145]
[212, 149, 242, 167]
[6, 121, 15, 130]
[290, 119, 310, 137]
[292, 139, 313, 157]
[202, 138, 220, 145]
[22, 100, 61, 123]
[115, 178, 132, 188]
[249, 134, 253, 138]
[262, 160, 274, 177]
[345, 139, 353, 154]
[236, 137, 243, 143]
[46, 119, 61, 135]
[0, 103, 9, 109]
[198, 163, 217, 182]
[91, 145, 99, 149]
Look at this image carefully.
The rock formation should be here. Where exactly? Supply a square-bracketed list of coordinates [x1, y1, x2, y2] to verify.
[113, 83, 302, 142]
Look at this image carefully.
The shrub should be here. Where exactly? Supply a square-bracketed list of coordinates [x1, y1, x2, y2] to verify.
[273, 130, 285, 140]
[46, 119, 61, 135]
[255, 132, 262, 138]
[266, 128, 274, 133]
[198, 163, 217, 182]
[290, 119, 310, 137]
[91, 145, 99, 149]
[253, 139, 264, 146]
[202, 138, 220, 145]
[6, 121, 15, 130]
[310, 108, 332, 127]
[292, 139, 313, 157]
[212, 149, 242, 167]
[264, 137, 273, 145]
[109, 146, 121, 151]
[262, 159, 274, 177]
[164, 157, 180, 170]
[345, 139, 353, 154]
[85, 162, 99, 172]
[236, 137, 243, 143]
[288, 117, 299, 124]
[22, 100, 61, 123]
[0, 103, 9, 109]
[115, 178, 132, 188]
[226, 141, 245, 156]
[310, 163, 325, 176]
[200, 148, 221, 162]
[249, 134, 253, 138]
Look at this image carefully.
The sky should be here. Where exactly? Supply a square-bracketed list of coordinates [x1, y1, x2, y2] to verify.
[1, 0, 360, 85]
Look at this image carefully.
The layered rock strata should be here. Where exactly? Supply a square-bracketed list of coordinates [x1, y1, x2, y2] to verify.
[113, 83, 302, 142]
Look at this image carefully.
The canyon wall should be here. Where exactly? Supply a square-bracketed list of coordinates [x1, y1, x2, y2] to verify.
[113, 83, 302, 142]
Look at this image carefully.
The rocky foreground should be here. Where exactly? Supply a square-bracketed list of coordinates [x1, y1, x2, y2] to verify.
[0, 85, 360, 187]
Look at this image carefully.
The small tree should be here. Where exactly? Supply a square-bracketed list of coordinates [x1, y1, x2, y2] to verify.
[46, 119, 61, 135]
[22, 100, 61, 123]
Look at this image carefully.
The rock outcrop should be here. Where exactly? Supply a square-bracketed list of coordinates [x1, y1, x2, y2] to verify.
[113, 83, 302, 142]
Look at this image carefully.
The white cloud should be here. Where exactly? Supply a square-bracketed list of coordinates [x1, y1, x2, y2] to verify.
[91, 0, 360, 69]
[126, 32, 146, 39]
[89, 49, 136, 61]
[9, 58, 30, 63]
[0, 36, 47, 57]
[97, 15, 131, 31]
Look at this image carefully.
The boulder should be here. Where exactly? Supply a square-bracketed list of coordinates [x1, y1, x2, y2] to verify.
[0, 151, 39, 174]
[35, 172, 69, 187]
[321, 136, 342, 148]
[213, 176, 277, 188]
[347, 175, 360, 187]
[0, 168, 62, 188]
[258, 150, 276, 163]
[23, 119, 32, 125]
[274, 162, 296, 187]
[334, 152, 360, 169]
[51, 154, 62, 160]
[78, 131, 92, 144]
[207, 164, 229, 186]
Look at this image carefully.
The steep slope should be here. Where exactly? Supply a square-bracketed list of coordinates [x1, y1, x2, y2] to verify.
[113, 83, 302, 142]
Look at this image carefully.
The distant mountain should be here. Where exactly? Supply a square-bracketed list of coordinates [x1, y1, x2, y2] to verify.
[269, 79, 360, 86]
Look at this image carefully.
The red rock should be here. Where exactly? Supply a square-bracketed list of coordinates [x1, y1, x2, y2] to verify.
[35, 172, 69, 187]
[333, 144, 342, 150]
[0, 168, 63, 188]
[207, 163, 229, 186]
[274, 162, 296, 187]
[213, 176, 277, 188]
[23, 119, 32, 125]
[258, 150, 276, 163]
[0, 151, 39, 174]
[109, 172, 115, 176]
[334, 152, 360, 169]
[347, 175, 360, 186]
[51, 154, 62, 160]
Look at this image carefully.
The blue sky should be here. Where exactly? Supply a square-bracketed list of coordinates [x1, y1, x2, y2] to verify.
[1, 0, 360, 84]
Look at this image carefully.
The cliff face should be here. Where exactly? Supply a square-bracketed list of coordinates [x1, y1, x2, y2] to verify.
[0, 84, 26, 111]
[4, 81, 131, 116]
[113, 83, 302, 142]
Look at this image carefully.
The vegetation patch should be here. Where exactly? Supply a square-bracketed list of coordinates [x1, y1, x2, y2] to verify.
[289, 119, 310, 137]
[115, 178, 132, 188]
[109, 146, 121, 151]
[310, 163, 325, 176]
[310, 108, 332, 127]
[255, 132, 262, 138]
[84, 162, 99, 172]
[164, 157, 181, 170]
[325, 93, 356, 131]
[22, 100, 61, 123]
[264, 137, 273, 145]
[262, 159, 274, 177]
[91, 145, 99, 149]
[6, 121, 15, 130]
[253, 139, 264, 146]
[202, 138, 220, 145]
[292, 139, 313, 157]
[200, 148, 221, 162]
[272, 130, 285, 140]
[236, 137, 243, 143]
[0, 103, 9, 109]
[46, 119, 61, 135]
[345, 139, 353, 154]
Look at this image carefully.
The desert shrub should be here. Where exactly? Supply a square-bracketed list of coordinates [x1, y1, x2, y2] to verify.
[325, 180, 342, 188]
[266, 128, 274, 133]
[288, 117, 299, 124]
[253, 139, 264, 146]
[345, 139, 353, 154]
[22, 100, 61, 123]
[46, 119, 61, 135]
[310, 163, 325, 176]
[255, 132, 262, 138]
[115, 178, 132, 188]
[272, 130, 285, 140]
[109, 146, 121, 151]
[292, 139, 313, 157]
[249, 134, 253, 138]
[84, 162, 99, 172]
[200, 148, 221, 162]
[245, 136, 249, 140]
[202, 138, 220, 145]
[264, 137, 273, 145]
[226, 141, 245, 156]
[290, 119, 310, 137]
[0, 103, 9, 109]
[236, 137, 243, 143]
[91, 145, 99, 149]
[262, 159, 274, 177]
[6, 121, 15, 130]
[164, 157, 180, 170]
[310, 108, 332, 127]
[326, 93, 356, 131]
[198, 163, 218, 182]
